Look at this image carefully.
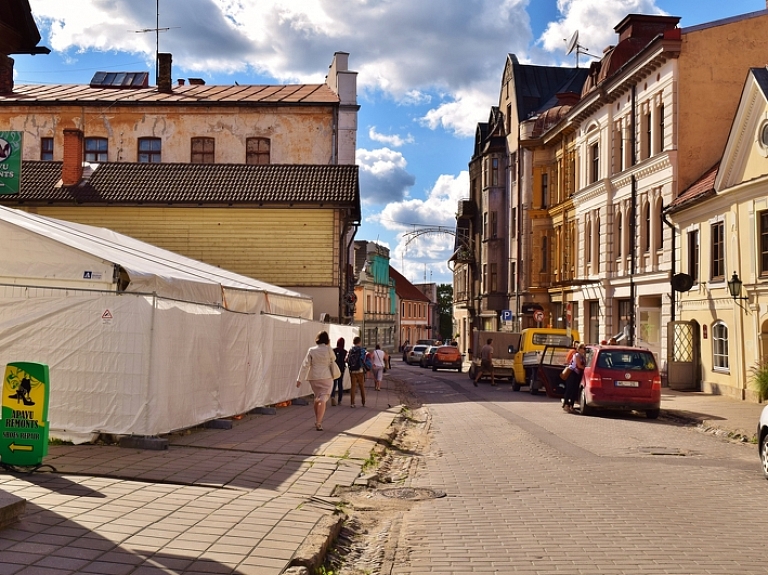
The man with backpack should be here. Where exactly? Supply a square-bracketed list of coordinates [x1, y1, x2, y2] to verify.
[346, 336, 367, 407]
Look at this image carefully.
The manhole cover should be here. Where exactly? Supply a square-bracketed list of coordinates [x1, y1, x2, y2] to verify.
[379, 487, 446, 500]
[638, 447, 688, 456]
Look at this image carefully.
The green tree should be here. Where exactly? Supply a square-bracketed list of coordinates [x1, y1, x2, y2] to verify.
[437, 284, 454, 341]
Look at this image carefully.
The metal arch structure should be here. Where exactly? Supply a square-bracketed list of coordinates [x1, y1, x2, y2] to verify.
[402, 226, 472, 270]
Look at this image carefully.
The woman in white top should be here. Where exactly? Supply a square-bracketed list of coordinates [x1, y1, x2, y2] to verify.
[296, 331, 336, 430]
[369, 343, 389, 391]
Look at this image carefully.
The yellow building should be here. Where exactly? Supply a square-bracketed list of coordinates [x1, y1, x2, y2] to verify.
[669, 67, 768, 401]
[0, 52, 361, 322]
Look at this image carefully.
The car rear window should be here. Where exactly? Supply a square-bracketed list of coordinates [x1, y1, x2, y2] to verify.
[413, 345, 428, 352]
[595, 350, 657, 371]
[532, 333, 572, 346]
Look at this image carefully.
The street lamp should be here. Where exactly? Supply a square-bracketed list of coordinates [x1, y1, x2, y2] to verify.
[727, 271, 748, 301]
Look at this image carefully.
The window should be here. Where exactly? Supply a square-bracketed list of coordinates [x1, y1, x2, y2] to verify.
[586, 221, 592, 264]
[41, 137, 53, 161]
[490, 211, 498, 238]
[614, 123, 624, 174]
[618, 299, 632, 341]
[615, 212, 623, 258]
[191, 137, 215, 164]
[541, 236, 548, 272]
[711, 221, 724, 281]
[246, 137, 270, 165]
[483, 157, 489, 187]
[491, 157, 499, 186]
[712, 321, 729, 370]
[138, 138, 161, 163]
[760, 212, 768, 276]
[590, 142, 599, 183]
[589, 301, 600, 344]
[657, 104, 665, 153]
[644, 111, 652, 159]
[510, 262, 517, 294]
[688, 230, 699, 283]
[483, 212, 488, 239]
[644, 203, 651, 253]
[482, 264, 488, 293]
[490, 263, 498, 292]
[511, 207, 517, 237]
[541, 172, 548, 208]
[84, 137, 108, 162]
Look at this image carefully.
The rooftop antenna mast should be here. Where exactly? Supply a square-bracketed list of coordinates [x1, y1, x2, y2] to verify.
[134, 0, 178, 85]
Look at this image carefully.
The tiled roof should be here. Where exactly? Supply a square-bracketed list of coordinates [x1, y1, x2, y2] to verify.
[4, 161, 360, 212]
[390, 266, 431, 302]
[0, 83, 339, 105]
[667, 162, 719, 212]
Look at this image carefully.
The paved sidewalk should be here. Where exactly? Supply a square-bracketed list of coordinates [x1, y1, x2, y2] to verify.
[0, 380, 401, 575]
[0, 371, 765, 575]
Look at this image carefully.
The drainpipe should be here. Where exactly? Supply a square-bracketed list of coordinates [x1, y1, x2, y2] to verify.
[661, 206, 676, 321]
[629, 85, 637, 346]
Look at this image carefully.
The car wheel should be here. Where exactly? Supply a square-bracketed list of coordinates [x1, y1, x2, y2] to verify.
[761, 433, 768, 480]
[646, 409, 660, 420]
[512, 381, 521, 392]
[579, 388, 593, 416]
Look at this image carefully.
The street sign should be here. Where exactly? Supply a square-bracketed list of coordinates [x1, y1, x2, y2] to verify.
[533, 310, 544, 323]
[0, 131, 22, 195]
[1, 362, 50, 467]
[501, 310, 513, 322]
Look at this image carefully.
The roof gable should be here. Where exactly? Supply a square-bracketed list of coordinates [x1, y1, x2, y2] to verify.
[714, 68, 768, 191]
[389, 266, 430, 302]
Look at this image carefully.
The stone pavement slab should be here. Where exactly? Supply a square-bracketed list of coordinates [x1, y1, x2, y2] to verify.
[0, 380, 402, 574]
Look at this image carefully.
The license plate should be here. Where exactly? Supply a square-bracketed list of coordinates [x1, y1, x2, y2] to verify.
[615, 380, 639, 387]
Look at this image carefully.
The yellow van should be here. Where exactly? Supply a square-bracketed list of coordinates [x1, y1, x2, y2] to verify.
[510, 328, 579, 393]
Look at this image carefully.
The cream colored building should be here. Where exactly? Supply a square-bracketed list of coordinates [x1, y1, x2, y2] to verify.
[669, 67, 768, 400]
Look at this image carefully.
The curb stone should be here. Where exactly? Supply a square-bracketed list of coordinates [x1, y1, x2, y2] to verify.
[287, 511, 345, 573]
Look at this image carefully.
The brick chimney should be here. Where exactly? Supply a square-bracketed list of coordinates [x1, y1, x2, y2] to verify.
[62, 129, 84, 186]
[0, 55, 14, 95]
[157, 52, 172, 93]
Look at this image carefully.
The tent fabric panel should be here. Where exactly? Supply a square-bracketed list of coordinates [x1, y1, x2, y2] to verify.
[0, 295, 152, 438]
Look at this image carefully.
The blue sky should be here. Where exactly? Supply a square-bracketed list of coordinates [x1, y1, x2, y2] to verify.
[13, 0, 767, 285]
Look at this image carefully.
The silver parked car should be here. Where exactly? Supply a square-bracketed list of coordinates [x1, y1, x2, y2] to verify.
[406, 344, 429, 365]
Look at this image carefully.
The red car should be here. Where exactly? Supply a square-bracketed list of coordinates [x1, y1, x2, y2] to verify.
[579, 345, 662, 419]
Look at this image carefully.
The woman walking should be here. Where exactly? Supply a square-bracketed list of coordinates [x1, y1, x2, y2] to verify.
[331, 338, 347, 406]
[369, 343, 388, 391]
[296, 331, 337, 430]
[563, 343, 586, 413]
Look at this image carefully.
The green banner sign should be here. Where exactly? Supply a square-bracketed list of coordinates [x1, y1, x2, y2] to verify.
[1, 362, 50, 466]
[0, 131, 22, 195]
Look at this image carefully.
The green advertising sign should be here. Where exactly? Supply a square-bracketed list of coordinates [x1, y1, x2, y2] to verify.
[0, 131, 22, 195]
[1, 362, 50, 467]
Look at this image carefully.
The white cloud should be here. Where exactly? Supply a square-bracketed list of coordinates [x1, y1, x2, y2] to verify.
[368, 127, 414, 148]
[538, 0, 665, 57]
[420, 87, 497, 137]
[356, 147, 416, 205]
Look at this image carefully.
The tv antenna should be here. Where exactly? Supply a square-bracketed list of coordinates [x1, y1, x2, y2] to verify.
[565, 31, 599, 68]
[133, 0, 179, 85]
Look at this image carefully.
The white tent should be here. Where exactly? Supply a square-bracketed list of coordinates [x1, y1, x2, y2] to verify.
[0, 207, 356, 442]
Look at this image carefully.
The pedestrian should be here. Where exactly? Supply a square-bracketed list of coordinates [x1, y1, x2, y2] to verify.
[370, 343, 388, 391]
[473, 338, 495, 387]
[331, 337, 346, 406]
[296, 330, 338, 431]
[346, 336, 367, 408]
[563, 343, 586, 413]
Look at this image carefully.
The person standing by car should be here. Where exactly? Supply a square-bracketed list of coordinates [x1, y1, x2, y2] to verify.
[563, 343, 586, 413]
[370, 343, 388, 391]
[474, 338, 495, 387]
[331, 338, 346, 406]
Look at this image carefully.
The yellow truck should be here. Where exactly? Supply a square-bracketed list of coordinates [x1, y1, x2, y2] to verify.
[514, 328, 579, 394]
[469, 328, 578, 393]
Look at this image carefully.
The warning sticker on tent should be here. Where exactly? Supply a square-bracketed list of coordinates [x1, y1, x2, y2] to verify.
[102, 310, 113, 320]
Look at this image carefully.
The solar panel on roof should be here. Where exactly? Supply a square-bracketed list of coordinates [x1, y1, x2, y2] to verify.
[89, 71, 149, 89]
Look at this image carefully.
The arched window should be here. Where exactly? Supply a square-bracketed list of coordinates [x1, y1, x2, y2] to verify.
[644, 202, 651, 253]
[712, 321, 729, 370]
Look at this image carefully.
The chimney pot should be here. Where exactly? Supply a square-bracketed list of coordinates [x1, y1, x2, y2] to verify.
[62, 129, 84, 186]
[158, 53, 172, 93]
[178, 78, 185, 86]
[0, 55, 14, 95]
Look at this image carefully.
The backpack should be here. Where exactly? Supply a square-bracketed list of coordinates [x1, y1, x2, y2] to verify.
[347, 347, 364, 371]
[363, 350, 373, 371]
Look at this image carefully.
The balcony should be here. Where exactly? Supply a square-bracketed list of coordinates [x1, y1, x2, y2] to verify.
[457, 199, 476, 220]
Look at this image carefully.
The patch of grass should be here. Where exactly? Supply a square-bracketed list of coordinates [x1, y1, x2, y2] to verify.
[361, 450, 379, 471]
